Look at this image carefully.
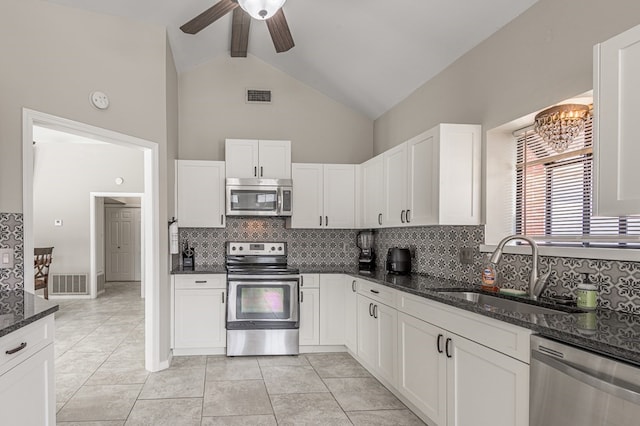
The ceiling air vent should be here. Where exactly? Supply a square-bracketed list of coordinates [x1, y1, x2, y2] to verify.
[246, 89, 272, 104]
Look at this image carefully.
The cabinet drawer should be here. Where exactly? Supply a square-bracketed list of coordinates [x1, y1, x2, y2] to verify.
[0, 315, 54, 376]
[357, 279, 396, 307]
[174, 274, 226, 289]
[300, 274, 319, 289]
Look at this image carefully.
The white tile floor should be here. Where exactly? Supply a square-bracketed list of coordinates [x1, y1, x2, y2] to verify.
[54, 282, 425, 425]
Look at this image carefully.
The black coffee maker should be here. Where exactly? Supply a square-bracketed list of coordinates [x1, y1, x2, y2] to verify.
[182, 240, 195, 270]
[357, 231, 376, 272]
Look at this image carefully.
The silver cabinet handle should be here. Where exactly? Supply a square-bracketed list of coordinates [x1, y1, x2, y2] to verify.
[378, 213, 382, 225]
[260, 166, 264, 177]
[254, 166, 257, 177]
[373, 304, 378, 319]
[401, 210, 406, 223]
[320, 216, 323, 226]
[195, 280, 207, 284]
[300, 276, 304, 287]
[352, 280, 356, 292]
[221, 214, 224, 225]
[370, 289, 379, 294]
[406, 209, 411, 223]
[437, 334, 444, 353]
[300, 290, 304, 303]
[222, 292, 225, 303]
[445, 338, 452, 358]
[325, 216, 328, 227]
[369, 303, 373, 316]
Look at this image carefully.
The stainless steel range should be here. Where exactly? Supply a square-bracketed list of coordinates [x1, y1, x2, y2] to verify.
[225, 242, 300, 356]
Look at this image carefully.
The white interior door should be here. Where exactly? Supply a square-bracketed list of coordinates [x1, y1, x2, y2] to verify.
[105, 206, 138, 282]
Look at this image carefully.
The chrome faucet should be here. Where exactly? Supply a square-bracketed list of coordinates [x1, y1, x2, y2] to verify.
[489, 235, 551, 300]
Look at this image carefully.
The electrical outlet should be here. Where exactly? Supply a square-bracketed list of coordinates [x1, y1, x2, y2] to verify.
[0, 248, 14, 269]
[459, 247, 474, 264]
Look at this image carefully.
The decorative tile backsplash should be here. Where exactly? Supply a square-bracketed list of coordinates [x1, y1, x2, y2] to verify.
[179, 217, 360, 268]
[0, 213, 24, 291]
[179, 219, 640, 313]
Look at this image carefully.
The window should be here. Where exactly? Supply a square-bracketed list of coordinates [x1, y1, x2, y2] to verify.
[515, 114, 640, 247]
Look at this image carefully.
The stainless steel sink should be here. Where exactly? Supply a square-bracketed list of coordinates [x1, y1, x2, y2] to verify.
[437, 291, 568, 316]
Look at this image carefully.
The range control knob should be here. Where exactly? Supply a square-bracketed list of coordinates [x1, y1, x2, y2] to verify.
[239, 246, 243, 251]
[278, 246, 283, 251]
[231, 246, 236, 251]
[271, 246, 276, 251]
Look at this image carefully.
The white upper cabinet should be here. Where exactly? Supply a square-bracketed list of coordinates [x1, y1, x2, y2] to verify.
[383, 143, 409, 226]
[376, 123, 481, 228]
[225, 139, 291, 179]
[289, 163, 356, 229]
[594, 24, 640, 216]
[360, 154, 385, 228]
[176, 160, 226, 228]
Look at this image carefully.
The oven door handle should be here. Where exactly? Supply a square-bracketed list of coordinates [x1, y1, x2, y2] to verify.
[532, 350, 640, 405]
[227, 275, 301, 281]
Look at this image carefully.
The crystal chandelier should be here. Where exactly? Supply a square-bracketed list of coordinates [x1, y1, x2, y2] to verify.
[238, 0, 287, 20]
[534, 104, 591, 153]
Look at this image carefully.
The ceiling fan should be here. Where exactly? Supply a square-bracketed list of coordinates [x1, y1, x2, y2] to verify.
[180, 0, 294, 58]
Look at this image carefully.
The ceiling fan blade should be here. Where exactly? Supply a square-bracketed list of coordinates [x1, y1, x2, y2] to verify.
[230, 8, 251, 57]
[180, 0, 238, 35]
[266, 8, 295, 53]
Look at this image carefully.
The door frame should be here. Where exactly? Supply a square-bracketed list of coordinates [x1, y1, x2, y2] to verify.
[23, 108, 163, 372]
[92, 195, 144, 297]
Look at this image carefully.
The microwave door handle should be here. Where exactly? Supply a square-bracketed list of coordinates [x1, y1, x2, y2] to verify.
[277, 187, 284, 214]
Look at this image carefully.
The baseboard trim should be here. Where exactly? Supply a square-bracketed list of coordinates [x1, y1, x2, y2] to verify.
[172, 347, 226, 356]
[299, 345, 347, 353]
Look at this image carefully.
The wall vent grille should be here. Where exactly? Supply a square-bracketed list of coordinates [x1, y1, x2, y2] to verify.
[246, 89, 272, 104]
[51, 274, 88, 295]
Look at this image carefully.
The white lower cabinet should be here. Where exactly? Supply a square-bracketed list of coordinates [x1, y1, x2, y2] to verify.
[319, 274, 346, 345]
[299, 287, 320, 346]
[397, 310, 529, 426]
[357, 293, 397, 387]
[344, 278, 358, 353]
[0, 315, 55, 426]
[173, 274, 226, 355]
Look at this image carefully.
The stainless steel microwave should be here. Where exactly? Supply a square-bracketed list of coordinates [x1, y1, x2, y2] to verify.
[226, 178, 293, 217]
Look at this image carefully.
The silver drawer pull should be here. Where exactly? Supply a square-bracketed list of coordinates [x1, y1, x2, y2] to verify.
[370, 289, 379, 294]
[195, 280, 207, 284]
[6, 342, 27, 355]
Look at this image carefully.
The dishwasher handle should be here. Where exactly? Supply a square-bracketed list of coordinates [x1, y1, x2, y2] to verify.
[532, 349, 640, 405]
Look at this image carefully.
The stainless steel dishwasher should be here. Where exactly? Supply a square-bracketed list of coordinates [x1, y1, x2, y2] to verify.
[531, 335, 640, 426]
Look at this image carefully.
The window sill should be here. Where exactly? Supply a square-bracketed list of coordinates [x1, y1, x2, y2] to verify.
[479, 244, 639, 262]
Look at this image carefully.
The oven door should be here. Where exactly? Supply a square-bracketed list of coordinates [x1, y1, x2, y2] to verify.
[227, 277, 299, 329]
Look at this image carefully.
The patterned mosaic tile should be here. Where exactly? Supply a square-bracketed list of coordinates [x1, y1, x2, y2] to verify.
[0, 213, 24, 291]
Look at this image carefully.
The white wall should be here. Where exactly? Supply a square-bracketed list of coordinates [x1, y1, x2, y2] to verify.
[33, 141, 144, 275]
[179, 55, 373, 164]
[373, 0, 640, 153]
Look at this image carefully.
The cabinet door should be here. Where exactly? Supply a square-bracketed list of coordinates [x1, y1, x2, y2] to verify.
[361, 155, 385, 228]
[594, 24, 640, 215]
[447, 335, 529, 426]
[438, 124, 481, 225]
[225, 139, 260, 178]
[384, 143, 408, 226]
[0, 344, 54, 426]
[375, 302, 397, 386]
[323, 164, 356, 228]
[258, 140, 292, 179]
[175, 289, 226, 349]
[407, 131, 438, 226]
[319, 274, 346, 345]
[300, 273, 319, 289]
[290, 164, 324, 228]
[344, 278, 358, 353]
[357, 294, 378, 369]
[397, 312, 447, 426]
[177, 160, 226, 228]
[299, 288, 320, 346]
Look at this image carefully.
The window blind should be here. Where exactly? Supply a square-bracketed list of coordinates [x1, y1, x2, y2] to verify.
[515, 115, 640, 246]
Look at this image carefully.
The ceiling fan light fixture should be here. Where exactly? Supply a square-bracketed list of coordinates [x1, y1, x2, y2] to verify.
[237, 0, 286, 20]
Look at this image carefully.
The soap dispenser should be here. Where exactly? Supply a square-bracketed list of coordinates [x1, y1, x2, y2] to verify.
[576, 273, 597, 310]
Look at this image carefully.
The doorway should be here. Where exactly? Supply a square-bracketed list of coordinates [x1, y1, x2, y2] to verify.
[105, 204, 141, 283]
[22, 109, 163, 372]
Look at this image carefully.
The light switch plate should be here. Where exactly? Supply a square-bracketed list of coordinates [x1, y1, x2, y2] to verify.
[0, 248, 14, 269]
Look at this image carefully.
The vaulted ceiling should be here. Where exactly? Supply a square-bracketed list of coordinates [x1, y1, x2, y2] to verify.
[47, 0, 538, 119]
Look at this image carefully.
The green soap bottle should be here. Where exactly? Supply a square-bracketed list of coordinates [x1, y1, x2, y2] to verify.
[576, 273, 597, 310]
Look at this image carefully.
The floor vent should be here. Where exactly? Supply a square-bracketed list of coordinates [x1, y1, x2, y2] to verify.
[246, 89, 272, 104]
[51, 274, 88, 295]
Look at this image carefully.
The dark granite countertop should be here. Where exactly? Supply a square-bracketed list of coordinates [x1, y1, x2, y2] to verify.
[0, 290, 59, 338]
[173, 264, 640, 365]
[171, 265, 227, 274]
